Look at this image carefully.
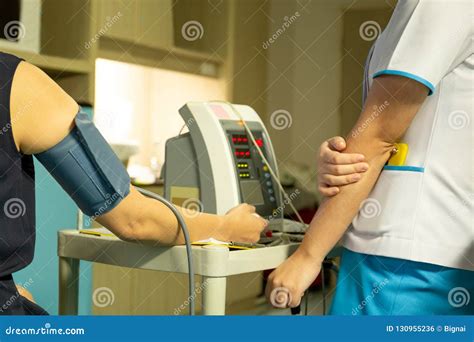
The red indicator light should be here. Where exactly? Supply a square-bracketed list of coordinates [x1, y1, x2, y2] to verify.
[232, 137, 237, 142]
[243, 138, 248, 142]
[256, 139, 263, 147]
[245, 151, 250, 156]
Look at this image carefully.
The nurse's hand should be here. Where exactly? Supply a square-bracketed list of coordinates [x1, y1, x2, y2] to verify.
[265, 249, 321, 308]
[223, 204, 268, 243]
[318, 136, 368, 196]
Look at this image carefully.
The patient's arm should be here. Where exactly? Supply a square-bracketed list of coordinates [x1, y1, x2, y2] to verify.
[97, 187, 266, 244]
[300, 75, 428, 261]
[266, 75, 428, 307]
[11, 62, 267, 245]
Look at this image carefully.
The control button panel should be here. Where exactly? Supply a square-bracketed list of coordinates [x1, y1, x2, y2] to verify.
[227, 130, 279, 217]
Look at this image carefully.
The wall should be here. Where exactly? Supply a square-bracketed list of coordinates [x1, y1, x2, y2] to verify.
[264, 1, 395, 199]
[94, 58, 227, 173]
[265, 0, 345, 198]
[226, 0, 269, 119]
[341, 8, 393, 135]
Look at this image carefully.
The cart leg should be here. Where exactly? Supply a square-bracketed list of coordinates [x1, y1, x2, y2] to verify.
[202, 276, 227, 315]
[59, 257, 79, 315]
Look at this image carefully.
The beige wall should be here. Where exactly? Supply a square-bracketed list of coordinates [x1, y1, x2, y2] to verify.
[226, 0, 270, 118]
[95, 58, 227, 172]
[265, 1, 394, 198]
[265, 1, 345, 197]
[341, 9, 393, 135]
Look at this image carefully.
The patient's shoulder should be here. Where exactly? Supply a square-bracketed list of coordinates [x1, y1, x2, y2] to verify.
[10, 61, 78, 154]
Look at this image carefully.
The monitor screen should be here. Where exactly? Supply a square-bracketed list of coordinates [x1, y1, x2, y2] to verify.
[240, 180, 265, 206]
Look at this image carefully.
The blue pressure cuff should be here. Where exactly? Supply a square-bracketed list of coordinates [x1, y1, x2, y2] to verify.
[35, 110, 131, 217]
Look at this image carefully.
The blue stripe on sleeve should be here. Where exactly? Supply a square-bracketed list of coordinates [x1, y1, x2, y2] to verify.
[373, 69, 435, 95]
[383, 165, 425, 173]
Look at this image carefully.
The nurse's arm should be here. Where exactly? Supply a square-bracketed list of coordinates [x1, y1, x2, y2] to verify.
[299, 74, 429, 263]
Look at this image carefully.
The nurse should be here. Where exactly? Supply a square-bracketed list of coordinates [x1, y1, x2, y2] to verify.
[0, 52, 267, 315]
[266, 0, 473, 314]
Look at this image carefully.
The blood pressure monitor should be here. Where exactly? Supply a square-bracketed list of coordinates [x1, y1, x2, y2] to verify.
[163, 102, 283, 219]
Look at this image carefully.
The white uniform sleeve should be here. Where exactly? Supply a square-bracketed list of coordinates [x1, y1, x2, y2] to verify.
[371, 0, 472, 95]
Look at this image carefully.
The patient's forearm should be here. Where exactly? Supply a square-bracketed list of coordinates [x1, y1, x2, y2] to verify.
[129, 196, 226, 245]
[98, 187, 226, 245]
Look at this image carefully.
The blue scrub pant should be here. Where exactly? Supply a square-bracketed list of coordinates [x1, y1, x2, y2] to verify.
[329, 248, 474, 315]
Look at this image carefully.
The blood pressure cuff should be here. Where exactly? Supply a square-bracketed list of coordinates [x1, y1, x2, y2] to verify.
[35, 110, 130, 217]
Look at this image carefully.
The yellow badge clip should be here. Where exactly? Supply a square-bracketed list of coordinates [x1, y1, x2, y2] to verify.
[388, 143, 408, 166]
